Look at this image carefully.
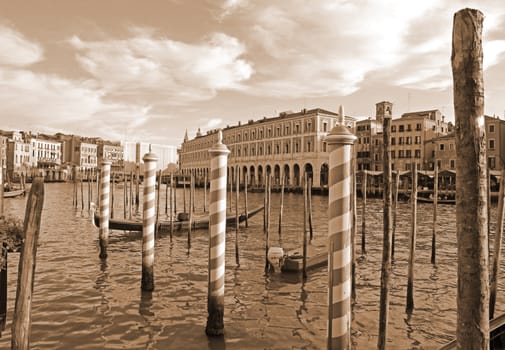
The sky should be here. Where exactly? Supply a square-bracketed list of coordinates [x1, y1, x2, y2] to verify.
[0, 0, 505, 148]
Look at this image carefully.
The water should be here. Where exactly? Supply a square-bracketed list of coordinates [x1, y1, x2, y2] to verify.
[1, 182, 504, 349]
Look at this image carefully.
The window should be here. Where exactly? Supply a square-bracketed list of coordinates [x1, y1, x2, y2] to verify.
[415, 136, 421, 144]
[295, 143, 300, 152]
[489, 156, 496, 169]
[406, 137, 412, 145]
[399, 150, 404, 158]
[323, 122, 328, 132]
[439, 144, 445, 151]
[392, 125, 396, 132]
[399, 137, 404, 145]
[489, 139, 495, 149]
[415, 149, 421, 158]
[322, 142, 327, 152]
[399, 125, 404, 132]
[407, 124, 412, 131]
[406, 150, 412, 158]
[489, 124, 495, 133]
[295, 124, 300, 134]
[391, 150, 395, 159]
[450, 160, 455, 169]
[416, 123, 422, 131]
[391, 137, 395, 145]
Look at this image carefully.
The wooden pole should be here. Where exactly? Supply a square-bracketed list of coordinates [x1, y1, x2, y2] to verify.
[174, 174, 177, 215]
[135, 143, 140, 214]
[111, 172, 115, 219]
[351, 158, 357, 302]
[89, 169, 93, 210]
[11, 177, 44, 350]
[392, 170, 400, 259]
[431, 164, 439, 264]
[170, 173, 174, 238]
[490, 168, 505, 318]
[80, 169, 84, 210]
[183, 174, 187, 214]
[0, 243, 6, 332]
[452, 8, 489, 348]
[123, 170, 127, 219]
[165, 171, 168, 215]
[206, 130, 229, 336]
[204, 171, 207, 213]
[88, 169, 91, 210]
[378, 107, 393, 350]
[98, 162, 111, 259]
[325, 105, 356, 349]
[141, 152, 158, 291]
[0, 166, 4, 217]
[188, 173, 193, 248]
[406, 163, 417, 313]
[155, 170, 161, 238]
[129, 171, 133, 219]
[235, 166, 240, 266]
[361, 170, 367, 255]
[244, 172, 248, 228]
[278, 175, 284, 237]
[302, 175, 308, 279]
[308, 177, 314, 241]
[265, 175, 271, 271]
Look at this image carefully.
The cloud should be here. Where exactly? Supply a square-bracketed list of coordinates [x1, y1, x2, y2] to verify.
[0, 26, 43, 66]
[68, 30, 253, 105]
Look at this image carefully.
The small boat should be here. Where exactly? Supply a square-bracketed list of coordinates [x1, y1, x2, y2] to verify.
[92, 205, 264, 232]
[3, 189, 25, 198]
[273, 238, 327, 273]
[417, 196, 455, 205]
[439, 312, 505, 349]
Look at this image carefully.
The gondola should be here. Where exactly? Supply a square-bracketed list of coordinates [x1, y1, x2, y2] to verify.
[3, 189, 25, 198]
[91, 204, 264, 232]
[417, 195, 455, 205]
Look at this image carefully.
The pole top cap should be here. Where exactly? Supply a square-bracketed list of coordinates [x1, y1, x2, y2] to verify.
[143, 152, 159, 162]
[101, 160, 112, 166]
[209, 129, 230, 155]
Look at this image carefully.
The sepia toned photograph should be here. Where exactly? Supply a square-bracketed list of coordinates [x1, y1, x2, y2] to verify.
[1, 1, 505, 349]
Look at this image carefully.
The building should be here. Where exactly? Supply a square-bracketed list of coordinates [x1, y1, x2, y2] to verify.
[178, 108, 356, 190]
[4, 131, 31, 179]
[29, 135, 62, 169]
[123, 141, 178, 171]
[97, 141, 124, 172]
[355, 102, 450, 172]
[79, 142, 97, 170]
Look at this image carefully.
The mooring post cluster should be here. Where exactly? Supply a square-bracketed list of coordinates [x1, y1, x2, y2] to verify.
[325, 105, 356, 349]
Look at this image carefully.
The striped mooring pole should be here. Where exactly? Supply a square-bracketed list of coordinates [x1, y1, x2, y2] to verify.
[206, 129, 230, 336]
[325, 105, 356, 349]
[142, 152, 158, 291]
[98, 161, 112, 259]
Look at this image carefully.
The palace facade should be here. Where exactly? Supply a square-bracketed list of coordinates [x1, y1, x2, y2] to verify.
[178, 108, 356, 190]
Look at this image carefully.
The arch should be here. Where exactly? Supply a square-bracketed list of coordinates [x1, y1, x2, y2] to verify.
[274, 164, 281, 186]
[266, 164, 272, 179]
[293, 163, 301, 187]
[304, 163, 313, 181]
[258, 165, 263, 187]
[242, 165, 248, 185]
[283, 164, 290, 186]
[249, 165, 255, 187]
[320, 163, 329, 187]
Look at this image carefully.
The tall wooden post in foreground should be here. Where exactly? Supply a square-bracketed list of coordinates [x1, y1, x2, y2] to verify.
[135, 143, 141, 214]
[141, 152, 158, 291]
[378, 103, 393, 350]
[406, 163, 417, 313]
[206, 130, 229, 336]
[325, 105, 356, 349]
[431, 164, 439, 264]
[452, 8, 489, 349]
[11, 177, 44, 350]
[98, 161, 111, 259]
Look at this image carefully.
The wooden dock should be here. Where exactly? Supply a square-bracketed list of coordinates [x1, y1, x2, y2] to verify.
[281, 238, 327, 273]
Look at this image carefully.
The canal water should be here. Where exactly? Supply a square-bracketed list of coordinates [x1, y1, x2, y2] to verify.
[1, 182, 505, 349]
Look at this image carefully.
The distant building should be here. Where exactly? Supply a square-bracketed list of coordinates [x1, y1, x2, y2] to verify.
[97, 141, 124, 172]
[123, 141, 178, 171]
[178, 108, 356, 189]
[79, 142, 97, 169]
[29, 136, 62, 168]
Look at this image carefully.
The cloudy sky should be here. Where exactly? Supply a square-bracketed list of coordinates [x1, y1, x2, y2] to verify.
[0, 0, 504, 147]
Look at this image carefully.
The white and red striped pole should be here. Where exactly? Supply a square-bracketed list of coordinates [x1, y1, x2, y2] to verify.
[99, 161, 112, 259]
[206, 130, 230, 336]
[142, 151, 158, 291]
[325, 105, 356, 349]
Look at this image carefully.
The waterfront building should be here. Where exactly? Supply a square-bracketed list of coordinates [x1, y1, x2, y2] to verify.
[79, 142, 98, 170]
[178, 108, 356, 190]
[356, 102, 450, 172]
[3, 131, 31, 179]
[29, 135, 62, 169]
[97, 141, 124, 172]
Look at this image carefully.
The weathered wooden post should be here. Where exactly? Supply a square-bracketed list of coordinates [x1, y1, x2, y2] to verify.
[204, 171, 208, 213]
[391, 170, 400, 259]
[303, 175, 308, 279]
[278, 175, 285, 237]
[135, 143, 141, 214]
[72, 165, 77, 207]
[490, 168, 505, 319]
[361, 170, 367, 255]
[452, 8, 489, 348]
[123, 170, 127, 219]
[431, 164, 439, 264]
[80, 168, 84, 209]
[165, 171, 168, 215]
[235, 166, 240, 266]
[265, 175, 271, 271]
[244, 172, 248, 227]
[183, 173, 187, 214]
[378, 104, 393, 350]
[141, 151, 158, 291]
[129, 171, 133, 219]
[325, 105, 356, 349]
[308, 177, 314, 241]
[98, 161, 111, 259]
[188, 173, 193, 248]
[11, 177, 44, 350]
[206, 130, 229, 336]
[170, 173, 174, 238]
[155, 170, 161, 238]
[111, 172, 115, 219]
[406, 163, 418, 313]
[0, 243, 6, 331]
[0, 166, 4, 218]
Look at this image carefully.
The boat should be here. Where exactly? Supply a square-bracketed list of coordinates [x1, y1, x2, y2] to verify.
[270, 238, 327, 273]
[417, 195, 455, 205]
[439, 312, 505, 349]
[3, 189, 25, 198]
[91, 205, 264, 232]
